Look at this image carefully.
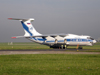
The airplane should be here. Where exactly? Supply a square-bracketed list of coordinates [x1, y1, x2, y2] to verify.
[8, 18, 97, 49]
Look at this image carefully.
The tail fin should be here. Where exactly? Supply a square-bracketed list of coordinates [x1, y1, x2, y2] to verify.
[8, 18, 41, 36]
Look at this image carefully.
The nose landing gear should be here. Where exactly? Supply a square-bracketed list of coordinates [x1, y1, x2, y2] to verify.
[78, 46, 83, 49]
[76, 44, 83, 49]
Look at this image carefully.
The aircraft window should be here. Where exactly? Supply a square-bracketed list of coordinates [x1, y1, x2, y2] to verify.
[82, 39, 84, 41]
[74, 39, 76, 41]
[72, 39, 74, 41]
[87, 37, 89, 39]
[78, 39, 81, 41]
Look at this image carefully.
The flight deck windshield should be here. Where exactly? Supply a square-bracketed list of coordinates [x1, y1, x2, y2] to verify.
[87, 37, 94, 40]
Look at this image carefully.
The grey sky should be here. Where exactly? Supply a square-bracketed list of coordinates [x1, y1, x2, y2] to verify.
[0, 0, 100, 42]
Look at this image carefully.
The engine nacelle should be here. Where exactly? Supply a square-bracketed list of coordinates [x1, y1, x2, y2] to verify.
[64, 39, 67, 43]
[55, 39, 58, 43]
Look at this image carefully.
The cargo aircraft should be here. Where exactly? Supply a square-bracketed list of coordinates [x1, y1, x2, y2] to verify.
[8, 18, 97, 49]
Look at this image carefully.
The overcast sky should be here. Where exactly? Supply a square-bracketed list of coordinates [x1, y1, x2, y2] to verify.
[0, 0, 100, 42]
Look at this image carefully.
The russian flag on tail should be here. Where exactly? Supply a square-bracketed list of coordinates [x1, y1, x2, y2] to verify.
[27, 23, 31, 25]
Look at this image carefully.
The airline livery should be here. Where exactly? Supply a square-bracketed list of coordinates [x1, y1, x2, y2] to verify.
[8, 18, 97, 49]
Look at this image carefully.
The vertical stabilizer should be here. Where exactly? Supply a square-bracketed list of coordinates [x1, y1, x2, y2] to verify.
[8, 18, 41, 36]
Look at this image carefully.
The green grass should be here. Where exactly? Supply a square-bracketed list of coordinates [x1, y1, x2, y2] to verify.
[0, 42, 100, 50]
[0, 54, 100, 75]
[0, 42, 50, 50]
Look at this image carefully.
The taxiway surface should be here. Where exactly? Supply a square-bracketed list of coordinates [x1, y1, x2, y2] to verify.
[0, 49, 100, 55]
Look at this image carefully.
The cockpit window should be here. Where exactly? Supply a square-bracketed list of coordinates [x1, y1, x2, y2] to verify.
[87, 37, 94, 40]
[90, 37, 94, 40]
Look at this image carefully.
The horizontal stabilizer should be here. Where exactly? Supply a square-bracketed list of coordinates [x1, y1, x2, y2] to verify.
[8, 18, 34, 21]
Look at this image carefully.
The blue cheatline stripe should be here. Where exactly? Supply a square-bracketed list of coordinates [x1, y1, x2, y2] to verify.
[30, 37, 37, 40]
[33, 37, 37, 40]
[46, 40, 55, 42]
[58, 40, 64, 42]
[66, 39, 93, 42]
[21, 21, 33, 36]
[37, 38, 46, 41]
[30, 38, 93, 42]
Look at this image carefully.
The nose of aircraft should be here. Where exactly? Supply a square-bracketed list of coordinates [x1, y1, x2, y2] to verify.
[93, 40, 97, 44]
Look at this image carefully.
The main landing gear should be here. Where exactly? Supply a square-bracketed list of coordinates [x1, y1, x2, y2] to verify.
[50, 44, 83, 49]
[50, 45, 67, 49]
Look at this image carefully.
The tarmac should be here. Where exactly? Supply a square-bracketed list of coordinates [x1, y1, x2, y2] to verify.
[0, 49, 100, 55]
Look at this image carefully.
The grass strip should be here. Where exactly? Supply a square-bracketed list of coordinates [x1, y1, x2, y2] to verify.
[0, 54, 100, 75]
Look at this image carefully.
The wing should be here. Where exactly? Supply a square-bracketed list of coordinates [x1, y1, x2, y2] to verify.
[11, 34, 68, 38]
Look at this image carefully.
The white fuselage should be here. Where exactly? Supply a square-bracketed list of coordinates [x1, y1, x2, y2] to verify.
[26, 34, 96, 47]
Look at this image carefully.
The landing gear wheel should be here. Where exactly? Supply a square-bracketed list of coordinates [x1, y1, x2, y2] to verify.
[50, 46, 59, 49]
